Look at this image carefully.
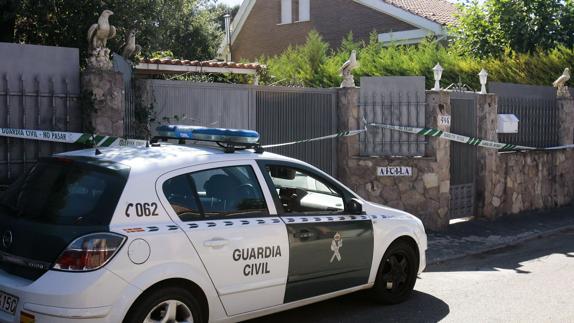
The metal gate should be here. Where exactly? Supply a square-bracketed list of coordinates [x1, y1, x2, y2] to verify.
[256, 86, 337, 176]
[449, 92, 478, 219]
[0, 43, 81, 186]
[141, 81, 338, 176]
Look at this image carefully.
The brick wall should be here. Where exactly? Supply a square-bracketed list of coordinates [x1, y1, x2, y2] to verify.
[232, 0, 417, 61]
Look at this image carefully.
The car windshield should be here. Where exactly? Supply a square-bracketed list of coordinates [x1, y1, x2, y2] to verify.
[0, 158, 129, 225]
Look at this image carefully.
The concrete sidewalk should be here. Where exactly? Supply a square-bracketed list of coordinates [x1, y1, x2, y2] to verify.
[426, 206, 574, 265]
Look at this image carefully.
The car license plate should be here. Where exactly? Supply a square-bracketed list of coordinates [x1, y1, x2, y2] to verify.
[0, 290, 18, 315]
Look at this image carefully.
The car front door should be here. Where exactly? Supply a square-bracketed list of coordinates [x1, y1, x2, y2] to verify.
[257, 161, 374, 303]
[156, 160, 289, 316]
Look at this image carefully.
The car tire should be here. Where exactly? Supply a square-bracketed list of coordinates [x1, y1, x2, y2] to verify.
[372, 240, 419, 305]
[123, 286, 204, 323]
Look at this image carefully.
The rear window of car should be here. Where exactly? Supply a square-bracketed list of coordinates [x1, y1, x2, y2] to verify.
[0, 157, 129, 225]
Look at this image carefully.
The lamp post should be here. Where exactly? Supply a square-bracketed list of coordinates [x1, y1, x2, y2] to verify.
[433, 63, 443, 91]
[479, 69, 488, 94]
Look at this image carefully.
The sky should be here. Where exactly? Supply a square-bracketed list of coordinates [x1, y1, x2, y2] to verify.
[219, 0, 243, 6]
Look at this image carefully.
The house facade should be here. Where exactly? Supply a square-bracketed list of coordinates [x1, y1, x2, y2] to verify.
[223, 0, 457, 61]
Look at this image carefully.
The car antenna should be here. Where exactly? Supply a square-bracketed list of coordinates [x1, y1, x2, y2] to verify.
[89, 134, 102, 156]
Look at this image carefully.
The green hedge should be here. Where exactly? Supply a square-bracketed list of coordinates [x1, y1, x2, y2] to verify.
[261, 31, 574, 89]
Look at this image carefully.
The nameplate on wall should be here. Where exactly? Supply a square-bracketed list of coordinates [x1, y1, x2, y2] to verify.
[377, 166, 413, 177]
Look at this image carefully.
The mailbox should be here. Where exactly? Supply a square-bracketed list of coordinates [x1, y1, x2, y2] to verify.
[497, 114, 519, 133]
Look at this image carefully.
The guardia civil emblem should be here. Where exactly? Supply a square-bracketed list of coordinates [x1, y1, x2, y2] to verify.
[330, 232, 343, 263]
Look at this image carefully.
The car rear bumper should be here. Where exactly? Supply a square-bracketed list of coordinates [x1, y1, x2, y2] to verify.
[0, 268, 140, 323]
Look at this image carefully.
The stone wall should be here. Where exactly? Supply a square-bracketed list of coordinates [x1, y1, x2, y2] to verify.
[337, 88, 451, 231]
[479, 90, 574, 218]
[486, 151, 574, 215]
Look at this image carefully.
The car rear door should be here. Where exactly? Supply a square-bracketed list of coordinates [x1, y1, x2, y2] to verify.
[257, 160, 374, 303]
[156, 160, 289, 316]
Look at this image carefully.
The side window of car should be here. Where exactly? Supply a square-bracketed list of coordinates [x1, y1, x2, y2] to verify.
[162, 165, 269, 221]
[266, 165, 345, 214]
[162, 174, 202, 222]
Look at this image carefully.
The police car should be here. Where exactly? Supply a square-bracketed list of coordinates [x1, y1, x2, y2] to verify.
[0, 126, 427, 323]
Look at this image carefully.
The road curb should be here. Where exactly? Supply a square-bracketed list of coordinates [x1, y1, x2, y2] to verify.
[427, 224, 574, 266]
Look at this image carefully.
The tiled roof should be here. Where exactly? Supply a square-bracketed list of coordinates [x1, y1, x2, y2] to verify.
[141, 58, 264, 71]
[383, 0, 458, 25]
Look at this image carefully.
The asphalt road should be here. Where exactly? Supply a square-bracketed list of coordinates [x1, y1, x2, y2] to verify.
[247, 229, 574, 323]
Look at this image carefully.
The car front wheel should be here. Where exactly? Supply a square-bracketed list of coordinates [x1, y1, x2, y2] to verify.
[372, 240, 419, 304]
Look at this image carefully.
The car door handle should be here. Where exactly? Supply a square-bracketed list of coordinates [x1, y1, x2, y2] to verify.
[203, 238, 229, 249]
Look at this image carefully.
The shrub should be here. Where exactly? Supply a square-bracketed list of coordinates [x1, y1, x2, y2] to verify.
[261, 31, 574, 90]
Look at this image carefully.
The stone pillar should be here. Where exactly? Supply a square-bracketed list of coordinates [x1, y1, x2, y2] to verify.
[81, 70, 124, 137]
[337, 87, 361, 171]
[335, 88, 453, 231]
[557, 89, 574, 145]
[426, 91, 452, 229]
[555, 89, 574, 207]
[475, 94, 498, 218]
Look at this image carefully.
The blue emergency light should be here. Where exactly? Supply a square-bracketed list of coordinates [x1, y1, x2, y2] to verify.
[154, 125, 262, 153]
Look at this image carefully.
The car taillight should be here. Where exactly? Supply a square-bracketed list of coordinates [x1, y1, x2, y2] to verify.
[53, 233, 126, 272]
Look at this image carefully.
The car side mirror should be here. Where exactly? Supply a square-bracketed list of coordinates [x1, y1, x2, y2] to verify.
[346, 198, 363, 215]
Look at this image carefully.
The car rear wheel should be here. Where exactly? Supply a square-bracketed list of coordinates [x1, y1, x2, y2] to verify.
[124, 286, 203, 323]
[372, 240, 419, 304]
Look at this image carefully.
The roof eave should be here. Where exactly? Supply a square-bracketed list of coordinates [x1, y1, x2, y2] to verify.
[353, 0, 446, 34]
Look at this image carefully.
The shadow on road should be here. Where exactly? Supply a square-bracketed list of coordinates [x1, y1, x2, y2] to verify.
[246, 289, 450, 323]
[426, 229, 574, 274]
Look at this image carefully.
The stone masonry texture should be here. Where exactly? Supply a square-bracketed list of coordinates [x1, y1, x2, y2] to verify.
[337, 88, 451, 231]
[81, 70, 124, 137]
[478, 90, 574, 218]
[337, 86, 574, 231]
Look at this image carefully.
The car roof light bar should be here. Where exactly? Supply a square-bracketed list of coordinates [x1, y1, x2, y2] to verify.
[154, 125, 263, 153]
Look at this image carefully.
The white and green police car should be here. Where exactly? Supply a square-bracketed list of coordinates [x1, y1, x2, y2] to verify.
[0, 126, 427, 323]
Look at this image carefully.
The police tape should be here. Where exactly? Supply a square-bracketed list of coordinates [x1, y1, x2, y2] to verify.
[261, 129, 367, 149]
[3, 124, 574, 152]
[0, 127, 147, 147]
[369, 123, 574, 151]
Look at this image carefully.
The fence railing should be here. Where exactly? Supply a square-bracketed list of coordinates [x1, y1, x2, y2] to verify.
[490, 82, 559, 148]
[359, 77, 427, 157]
[256, 86, 337, 175]
[140, 80, 338, 175]
[0, 43, 81, 185]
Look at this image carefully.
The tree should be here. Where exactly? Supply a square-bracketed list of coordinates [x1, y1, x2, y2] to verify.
[451, 0, 574, 57]
[11, 0, 229, 63]
[0, 0, 19, 42]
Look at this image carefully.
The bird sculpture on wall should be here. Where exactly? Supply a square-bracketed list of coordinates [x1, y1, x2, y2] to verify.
[553, 68, 571, 97]
[553, 68, 571, 89]
[120, 29, 142, 60]
[340, 50, 359, 88]
[87, 10, 117, 50]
